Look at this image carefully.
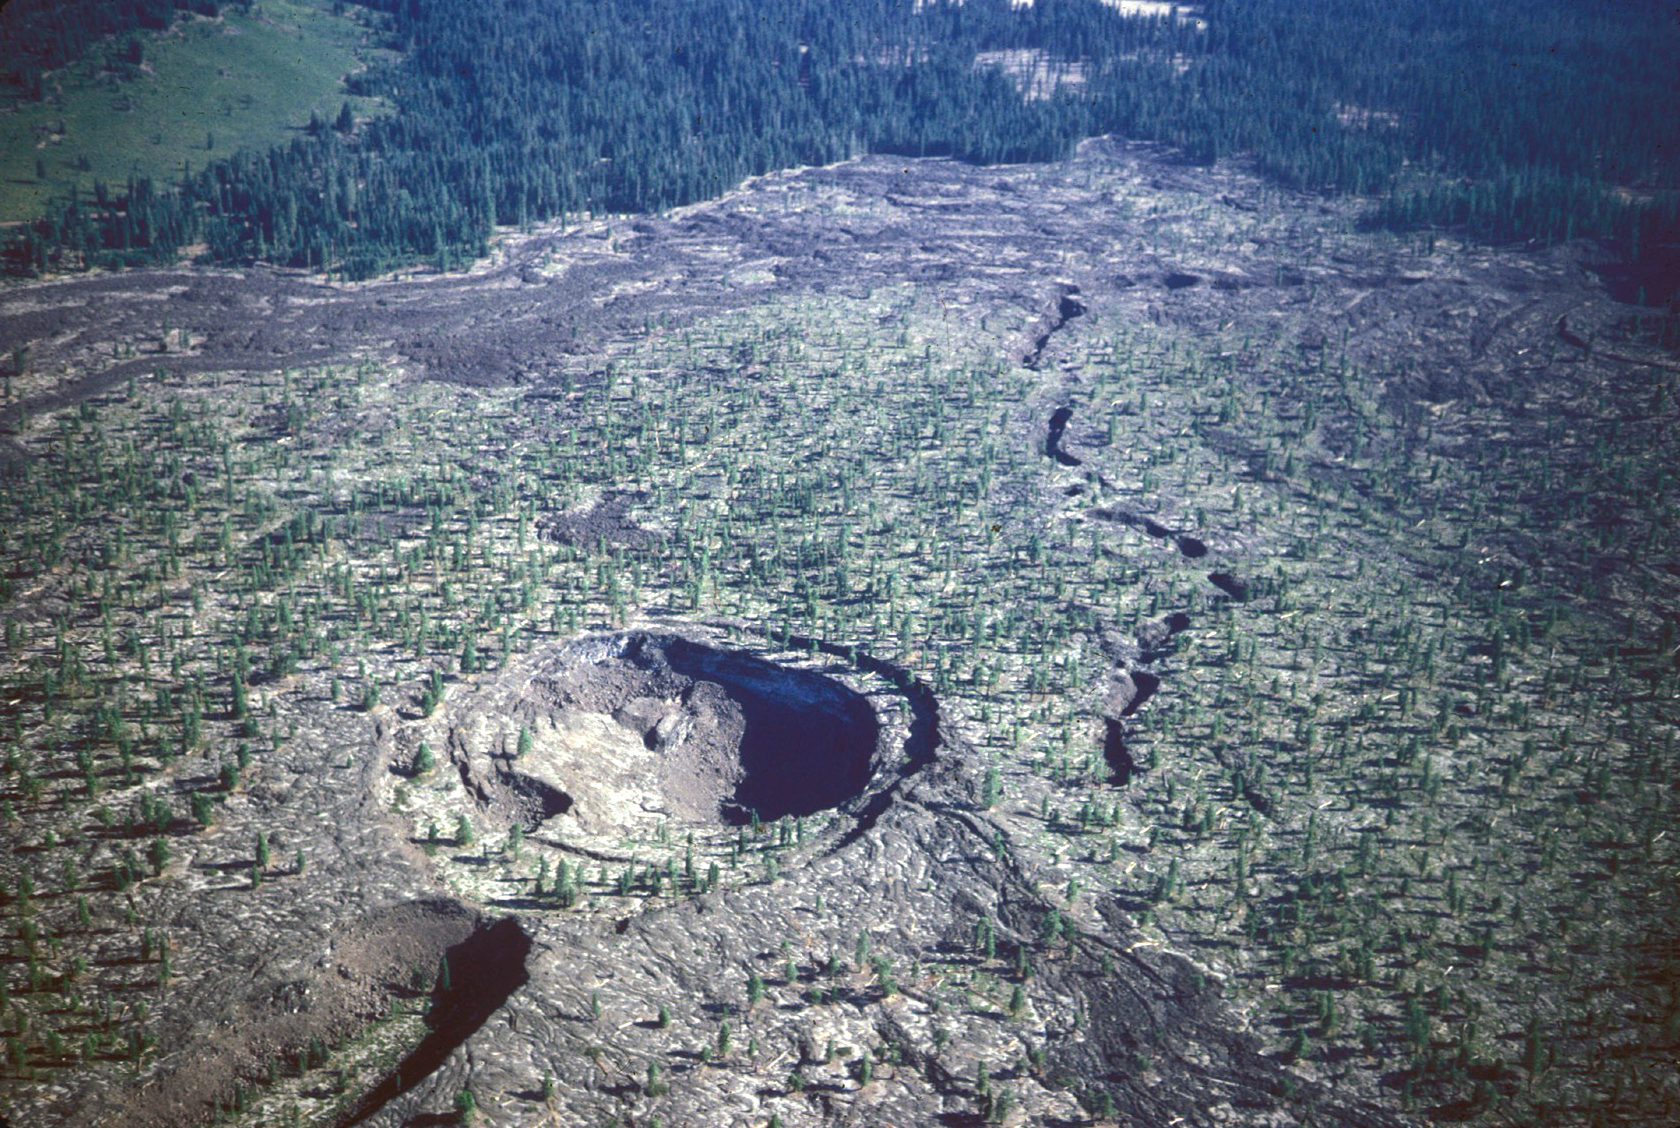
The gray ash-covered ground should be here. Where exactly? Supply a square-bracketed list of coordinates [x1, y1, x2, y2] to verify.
[2, 138, 1675, 1128]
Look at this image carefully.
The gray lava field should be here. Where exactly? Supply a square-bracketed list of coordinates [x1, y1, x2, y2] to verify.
[1, 140, 1677, 1128]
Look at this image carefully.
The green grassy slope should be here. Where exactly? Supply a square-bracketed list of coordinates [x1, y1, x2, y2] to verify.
[0, 0, 388, 224]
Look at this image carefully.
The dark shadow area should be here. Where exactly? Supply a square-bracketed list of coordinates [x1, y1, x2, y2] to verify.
[1046, 406, 1081, 466]
[776, 630, 943, 850]
[650, 638, 878, 825]
[339, 918, 532, 1128]
[1026, 331, 1052, 366]
[1234, 769, 1276, 817]
[501, 771, 572, 832]
[1162, 271, 1201, 290]
[1588, 243, 1680, 309]
[1556, 314, 1591, 352]
[1104, 718, 1137, 786]
[1176, 535, 1207, 559]
[1135, 612, 1190, 664]
[476, 632, 884, 833]
[1209, 572, 1249, 601]
[1024, 287, 1085, 369]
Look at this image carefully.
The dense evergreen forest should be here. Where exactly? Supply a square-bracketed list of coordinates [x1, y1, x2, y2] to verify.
[4, 0, 1677, 294]
[0, 0, 234, 92]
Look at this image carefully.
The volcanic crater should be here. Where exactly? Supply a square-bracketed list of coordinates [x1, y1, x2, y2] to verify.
[435, 632, 885, 845]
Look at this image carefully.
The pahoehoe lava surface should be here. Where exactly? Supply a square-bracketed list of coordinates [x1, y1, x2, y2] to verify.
[8, 135, 1649, 1128]
[0, 139, 1623, 416]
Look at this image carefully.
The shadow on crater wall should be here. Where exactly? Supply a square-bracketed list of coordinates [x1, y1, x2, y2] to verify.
[339, 916, 531, 1128]
[652, 636, 880, 825]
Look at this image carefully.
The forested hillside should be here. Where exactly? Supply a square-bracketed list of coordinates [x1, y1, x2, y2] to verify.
[0, 0, 233, 93]
[4, 0, 1677, 289]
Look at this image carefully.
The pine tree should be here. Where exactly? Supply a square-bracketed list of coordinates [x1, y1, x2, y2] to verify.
[148, 837, 171, 876]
